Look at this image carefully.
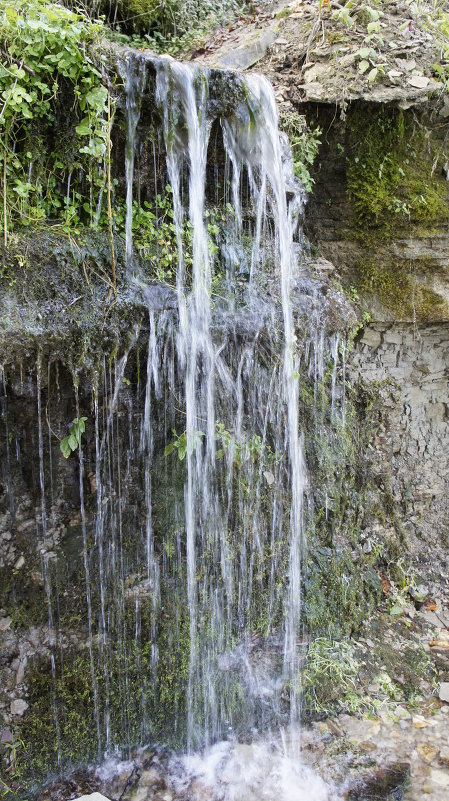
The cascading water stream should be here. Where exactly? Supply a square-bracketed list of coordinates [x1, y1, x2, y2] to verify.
[156, 60, 218, 747]
[151, 58, 308, 750]
[120, 53, 147, 269]
[0, 51, 348, 801]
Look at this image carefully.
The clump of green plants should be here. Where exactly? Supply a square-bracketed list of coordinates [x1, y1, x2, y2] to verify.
[80, 0, 245, 57]
[279, 110, 322, 193]
[302, 637, 365, 716]
[431, 11, 449, 88]
[164, 428, 204, 460]
[60, 417, 87, 458]
[164, 421, 278, 470]
[405, 2, 449, 88]
[0, 0, 111, 241]
[332, 1, 387, 82]
[114, 188, 192, 284]
[112, 193, 233, 286]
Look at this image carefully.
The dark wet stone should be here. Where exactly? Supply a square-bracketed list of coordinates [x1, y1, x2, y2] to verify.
[345, 762, 410, 800]
[36, 769, 101, 801]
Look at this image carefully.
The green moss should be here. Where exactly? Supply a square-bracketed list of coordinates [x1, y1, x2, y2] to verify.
[275, 7, 292, 19]
[416, 286, 448, 322]
[346, 108, 449, 235]
[8, 599, 190, 792]
[0, 567, 48, 631]
[359, 259, 413, 317]
[356, 259, 449, 321]
[304, 546, 382, 637]
[300, 368, 406, 642]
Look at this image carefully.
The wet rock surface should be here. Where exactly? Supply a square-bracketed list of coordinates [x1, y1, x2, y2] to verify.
[40, 692, 449, 801]
[0, 253, 357, 794]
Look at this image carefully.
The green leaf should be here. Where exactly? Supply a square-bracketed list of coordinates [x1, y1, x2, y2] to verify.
[359, 47, 371, 59]
[368, 67, 379, 82]
[359, 60, 370, 74]
[365, 7, 380, 20]
[85, 85, 107, 109]
[68, 433, 78, 451]
[75, 118, 91, 136]
[341, 9, 354, 27]
[367, 21, 381, 34]
[60, 438, 71, 459]
[5, 6, 18, 22]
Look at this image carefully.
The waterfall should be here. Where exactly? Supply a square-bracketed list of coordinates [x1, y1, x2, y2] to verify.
[151, 58, 307, 748]
[1, 53, 348, 795]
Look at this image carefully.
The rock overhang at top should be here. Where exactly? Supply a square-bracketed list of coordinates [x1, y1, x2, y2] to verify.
[191, 0, 449, 111]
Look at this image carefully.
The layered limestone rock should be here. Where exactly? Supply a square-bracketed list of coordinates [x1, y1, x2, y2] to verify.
[350, 322, 449, 545]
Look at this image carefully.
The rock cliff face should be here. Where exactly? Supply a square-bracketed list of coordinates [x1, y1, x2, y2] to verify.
[350, 322, 449, 561]
[301, 98, 449, 549]
[304, 101, 449, 323]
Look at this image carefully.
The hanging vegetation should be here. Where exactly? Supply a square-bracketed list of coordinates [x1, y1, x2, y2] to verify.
[0, 0, 110, 242]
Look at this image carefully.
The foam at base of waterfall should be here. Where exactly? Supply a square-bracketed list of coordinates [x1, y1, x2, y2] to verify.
[172, 739, 338, 801]
[95, 735, 340, 801]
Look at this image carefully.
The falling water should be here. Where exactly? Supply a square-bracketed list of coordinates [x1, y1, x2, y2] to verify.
[0, 53, 349, 797]
[152, 58, 308, 748]
[120, 53, 147, 269]
[156, 60, 220, 747]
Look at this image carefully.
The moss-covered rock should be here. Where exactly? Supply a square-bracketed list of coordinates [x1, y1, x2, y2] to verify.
[303, 101, 449, 324]
[346, 108, 448, 234]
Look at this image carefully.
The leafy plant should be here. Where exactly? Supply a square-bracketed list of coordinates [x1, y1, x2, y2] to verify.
[0, 0, 109, 243]
[376, 671, 403, 701]
[164, 429, 205, 461]
[279, 111, 322, 193]
[111, 191, 233, 286]
[406, 2, 449, 89]
[100, 0, 244, 57]
[302, 637, 364, 715]
[60, 417, 87, 458]
[215, 422, 278, 469]
[113, 186, 193, 284]
[332, 0, 383, 31]
[0, 729, 26, 799]
[164, 423, 277, 468]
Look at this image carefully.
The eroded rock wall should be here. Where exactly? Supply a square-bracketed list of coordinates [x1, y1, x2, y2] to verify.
[349, 321, 449, 570]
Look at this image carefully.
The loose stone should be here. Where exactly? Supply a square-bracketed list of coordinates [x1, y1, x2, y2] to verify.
[10, 699, 28, 716]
